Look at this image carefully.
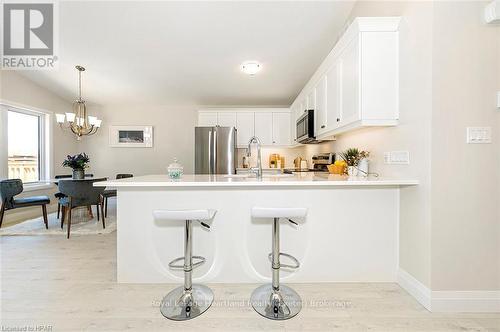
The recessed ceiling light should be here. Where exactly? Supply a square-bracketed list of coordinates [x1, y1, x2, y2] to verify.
[241, 61, 261, 76]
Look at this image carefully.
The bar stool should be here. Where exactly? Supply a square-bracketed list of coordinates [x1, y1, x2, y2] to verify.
[152, 209, 216, 321]
[250, 207, 307, 320]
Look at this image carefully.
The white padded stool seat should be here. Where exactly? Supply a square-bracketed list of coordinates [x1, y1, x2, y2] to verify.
[251, 207, 307, 219]
[153, 209, 216, 221]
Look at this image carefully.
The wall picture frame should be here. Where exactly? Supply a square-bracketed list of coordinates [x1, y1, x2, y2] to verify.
[109, 125, 153, 148]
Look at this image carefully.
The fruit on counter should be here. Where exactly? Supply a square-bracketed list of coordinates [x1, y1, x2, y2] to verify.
[328, 160, 347, 175]
[334, 160, 347, 167]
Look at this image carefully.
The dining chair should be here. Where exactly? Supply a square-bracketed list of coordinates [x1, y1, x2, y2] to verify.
[55, 174, 94, 219]
[0, 179, 50, 229]
[102, 174, 133, 217]
[58, 178, 106, 238]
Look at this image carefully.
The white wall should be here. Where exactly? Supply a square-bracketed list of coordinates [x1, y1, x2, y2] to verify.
[431, 1, 500, 291]
[79, 104, 198, 176]
[300, 1, 435, 288]
[300, 1, 500, 293]
[237, 146, 304, 169]
[0, 71, 78, 225]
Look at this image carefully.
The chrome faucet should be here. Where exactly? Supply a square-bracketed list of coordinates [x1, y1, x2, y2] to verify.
[247, 136, 263, 179]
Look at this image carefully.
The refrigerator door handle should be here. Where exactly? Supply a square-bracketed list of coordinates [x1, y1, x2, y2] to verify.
[212, 129, 217, 174]
[208, 130, 212, 174]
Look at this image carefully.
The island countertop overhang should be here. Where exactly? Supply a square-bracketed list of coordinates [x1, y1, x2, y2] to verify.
[94, 174, 419, 188]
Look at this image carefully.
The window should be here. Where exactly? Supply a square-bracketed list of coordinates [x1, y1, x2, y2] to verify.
[7, 108, 46, 183]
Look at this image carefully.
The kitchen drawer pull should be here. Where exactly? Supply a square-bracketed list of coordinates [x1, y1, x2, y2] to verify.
[321, 125, 325, 129]
[336, 118, 340, 122]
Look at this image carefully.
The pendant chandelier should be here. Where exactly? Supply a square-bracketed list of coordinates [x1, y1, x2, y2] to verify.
[56, 65, 102, 140]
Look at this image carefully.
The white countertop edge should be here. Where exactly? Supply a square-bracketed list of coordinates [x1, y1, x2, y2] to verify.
[95, 178, 419, 188]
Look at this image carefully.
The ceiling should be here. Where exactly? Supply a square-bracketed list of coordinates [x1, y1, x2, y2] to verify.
[19, 1, 356, 107]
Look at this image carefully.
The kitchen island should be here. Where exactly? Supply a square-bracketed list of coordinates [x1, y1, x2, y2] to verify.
[96, 174, 418, 283]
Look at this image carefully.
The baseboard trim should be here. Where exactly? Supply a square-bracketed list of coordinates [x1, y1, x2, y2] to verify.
[432, 290, 500, 313]
[398, 269, 500, 313]
[397, 268, 432, 310]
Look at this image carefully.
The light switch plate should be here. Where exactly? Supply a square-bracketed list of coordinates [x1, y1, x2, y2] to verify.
[384, 151, 410, 165]
[466, 127, 492, 144]
[497, 92, 500, 109]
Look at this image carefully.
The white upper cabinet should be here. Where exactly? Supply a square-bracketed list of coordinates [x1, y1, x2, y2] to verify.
[307, 89, 316, 112]
[272, 112, 291, 146]
[290, 108, 298, 144]
[236, 112, 254, 147]
[198, 109, 291, 147]
[217, 112, 237, 127]
[297, 101, 305, 118]
[360, 30, 399, 121]
[315, 75, 328, 135]
[198, 112, 218, 127]
[254, 112, 273, 145]
[325, 61, 341, 131]
[338, 35, 361, 127]
[290, 17, 400, 140]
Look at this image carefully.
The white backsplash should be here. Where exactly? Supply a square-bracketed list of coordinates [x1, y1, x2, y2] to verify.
[236, 146, 305, 169]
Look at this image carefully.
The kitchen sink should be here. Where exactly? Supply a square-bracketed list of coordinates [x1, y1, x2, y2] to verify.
[223, 174, 250, 178]
[262, 173, 295, 178]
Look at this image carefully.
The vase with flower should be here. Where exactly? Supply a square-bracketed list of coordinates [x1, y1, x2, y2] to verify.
[62, 153, 90, 179]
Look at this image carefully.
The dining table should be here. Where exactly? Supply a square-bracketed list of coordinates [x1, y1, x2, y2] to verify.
[44, 176, 109, 221]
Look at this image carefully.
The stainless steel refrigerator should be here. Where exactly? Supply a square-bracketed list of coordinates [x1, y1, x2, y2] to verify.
[195, 127, 237, 174]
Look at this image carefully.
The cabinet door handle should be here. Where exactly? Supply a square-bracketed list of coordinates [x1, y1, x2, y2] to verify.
[321, 125, 326, 129]
[336, 118, 340, 122]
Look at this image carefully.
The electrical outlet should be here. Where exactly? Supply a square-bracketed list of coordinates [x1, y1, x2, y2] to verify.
[467, 127, 492, 144]
[384, 152, 391, 164]
[384, 151, 410, 165]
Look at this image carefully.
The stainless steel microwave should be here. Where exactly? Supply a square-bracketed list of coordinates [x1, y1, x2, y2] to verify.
[296, 110, 316, 144]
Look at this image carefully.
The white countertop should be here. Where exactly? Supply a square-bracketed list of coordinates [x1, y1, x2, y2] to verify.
[94, 173, 419, 188]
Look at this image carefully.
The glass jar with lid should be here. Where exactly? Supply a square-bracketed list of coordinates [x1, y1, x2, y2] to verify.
[167, 158, 183, 179]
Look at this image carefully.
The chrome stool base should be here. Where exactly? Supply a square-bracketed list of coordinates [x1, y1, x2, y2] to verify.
[160, 284, 214, 321]
[250, 284, 302, 320]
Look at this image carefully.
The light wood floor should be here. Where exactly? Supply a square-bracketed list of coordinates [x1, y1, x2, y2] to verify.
[1, 233, 499, 332]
